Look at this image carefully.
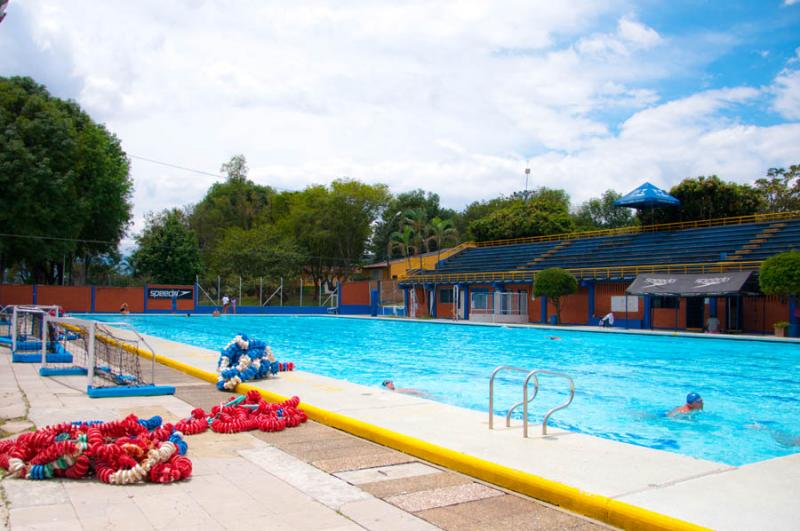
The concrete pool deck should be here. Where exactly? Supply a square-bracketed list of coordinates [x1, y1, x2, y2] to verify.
[124, 324, 800, 531]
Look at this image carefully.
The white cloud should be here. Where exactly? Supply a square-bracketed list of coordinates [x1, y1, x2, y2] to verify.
[772, 69, 800, 119]
[0, 0, 798, 239]
[784, 0, 799, 6]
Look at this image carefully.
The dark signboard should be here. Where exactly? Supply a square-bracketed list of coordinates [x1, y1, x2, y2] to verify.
[148, 288, 193, 300]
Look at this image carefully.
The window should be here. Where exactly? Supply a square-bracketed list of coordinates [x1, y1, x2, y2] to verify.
[652, 296, 679, 309]
[439, 288, 454, 304]
[471, 289, 490, 310]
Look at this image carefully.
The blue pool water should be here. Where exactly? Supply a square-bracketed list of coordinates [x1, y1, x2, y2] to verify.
[89, 314, 800, 466]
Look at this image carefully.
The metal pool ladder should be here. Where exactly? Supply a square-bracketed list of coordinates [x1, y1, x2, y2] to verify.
[489, 366, 575, 437]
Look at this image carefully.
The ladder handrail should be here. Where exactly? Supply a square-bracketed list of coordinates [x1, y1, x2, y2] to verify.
[505, 373, 540, 427]
[488, 365, 530, 429]
[523, 369, 575, 437]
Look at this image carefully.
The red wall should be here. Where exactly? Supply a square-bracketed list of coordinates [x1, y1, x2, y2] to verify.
[341, 281, 371, 306]
[594, 283, 644, 321]
[0, 285, 34, 305]
[411, 286, 429, 317]
[95, 287, 145, 313]
[742, 295, 788, 333]
[37, 286, 92, 312]
[546, 287, 589, 324]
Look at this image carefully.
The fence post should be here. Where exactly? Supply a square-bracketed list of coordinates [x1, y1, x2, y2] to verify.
[259, 277, 263, 307]
[300, 278, 303, 307]
[280, 278, 284, 307]
[239, 276, 242, 306]
[217, 275, 221, 305]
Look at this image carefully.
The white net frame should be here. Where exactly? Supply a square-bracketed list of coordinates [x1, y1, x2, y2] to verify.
[39, 315, 174, 398]
[470, 291, 529, 323]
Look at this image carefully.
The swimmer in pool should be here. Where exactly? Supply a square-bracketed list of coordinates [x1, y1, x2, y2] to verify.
[668, 392, 704, 417]
[382, 380, 429, 398]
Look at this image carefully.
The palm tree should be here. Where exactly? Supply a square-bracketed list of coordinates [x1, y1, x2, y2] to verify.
[426, 217, 458, 264]
[388, 226, 417, 269]
[402, 209, 430, 270]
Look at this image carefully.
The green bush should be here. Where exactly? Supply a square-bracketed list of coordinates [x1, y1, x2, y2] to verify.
[534, 268, 578, 324]
[759, 251, 800, 297]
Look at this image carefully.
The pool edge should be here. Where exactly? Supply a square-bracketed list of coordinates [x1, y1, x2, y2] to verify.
[127, 338, 709, 531]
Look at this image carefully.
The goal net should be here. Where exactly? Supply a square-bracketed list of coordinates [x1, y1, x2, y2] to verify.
[0, 305, 12, 342]
[9, 305, 66, 362]
[39, 315, 175, 398]
[470, 291, 529, 323]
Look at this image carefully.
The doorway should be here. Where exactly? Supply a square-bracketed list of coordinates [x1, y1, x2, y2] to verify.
[685, 297, 704, 329]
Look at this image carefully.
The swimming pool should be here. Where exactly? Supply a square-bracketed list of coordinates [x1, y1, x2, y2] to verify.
[89, 314, 800, 466]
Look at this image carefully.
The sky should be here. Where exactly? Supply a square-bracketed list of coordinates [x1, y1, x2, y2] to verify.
[1, 0, 799, 244]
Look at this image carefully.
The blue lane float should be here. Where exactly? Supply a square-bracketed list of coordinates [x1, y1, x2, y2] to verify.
[215, 334, 294, 391]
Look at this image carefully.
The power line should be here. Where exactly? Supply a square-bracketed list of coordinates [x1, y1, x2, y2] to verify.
[0, 232, 375, 264]
[129, 154, 297, 192]
[129, 154, 223, 179]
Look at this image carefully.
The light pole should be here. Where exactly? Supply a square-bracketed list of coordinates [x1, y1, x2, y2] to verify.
[524, 165, 531, 199]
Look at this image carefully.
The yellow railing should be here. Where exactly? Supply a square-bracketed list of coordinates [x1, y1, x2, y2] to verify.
[399, 260, 764, 284]
[388, 242, 477, 278]
[464, 210, 800, 249]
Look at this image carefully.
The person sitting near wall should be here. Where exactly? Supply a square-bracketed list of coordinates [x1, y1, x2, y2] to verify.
[382, 380, 429, 398]
[599, 312, 614, 327]
[705, 316, 720, 334]
[119, 303, 129, 315]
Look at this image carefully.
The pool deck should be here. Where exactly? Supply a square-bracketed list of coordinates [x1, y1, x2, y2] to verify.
[132, 323, 800, 531]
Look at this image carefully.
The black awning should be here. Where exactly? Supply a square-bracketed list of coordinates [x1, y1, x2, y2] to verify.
[626, 271, 754, 297]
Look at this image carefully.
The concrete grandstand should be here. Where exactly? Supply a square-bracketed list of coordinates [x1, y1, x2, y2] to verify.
[398, 212, 800, 335]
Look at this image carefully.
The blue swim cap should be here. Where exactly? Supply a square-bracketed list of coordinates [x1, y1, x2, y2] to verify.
[686, 392, 702, 404]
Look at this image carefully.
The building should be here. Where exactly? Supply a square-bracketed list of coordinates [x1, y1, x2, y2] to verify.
[398, 212, 800, 336]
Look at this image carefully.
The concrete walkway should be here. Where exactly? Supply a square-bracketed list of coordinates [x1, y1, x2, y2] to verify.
[0, 347, 606, 530]
[135, 327, 800, 531]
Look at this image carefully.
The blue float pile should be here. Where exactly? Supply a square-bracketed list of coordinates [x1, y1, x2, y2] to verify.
[215, 335, 282, 391]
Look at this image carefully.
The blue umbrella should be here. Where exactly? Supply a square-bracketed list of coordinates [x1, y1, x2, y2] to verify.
[614, 182, 680, 224]
[614, 182, 680, 208]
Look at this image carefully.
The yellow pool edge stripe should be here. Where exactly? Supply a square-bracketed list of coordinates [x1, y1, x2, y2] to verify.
[130, 345, 708, 531]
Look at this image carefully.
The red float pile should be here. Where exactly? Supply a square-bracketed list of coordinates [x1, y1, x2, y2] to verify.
[0, 415, 192, 485]
[0, 391, 308, 485]
[175, 390, 308, 435]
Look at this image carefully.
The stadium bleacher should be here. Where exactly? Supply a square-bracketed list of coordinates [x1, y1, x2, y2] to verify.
[431, 218, 800, 276]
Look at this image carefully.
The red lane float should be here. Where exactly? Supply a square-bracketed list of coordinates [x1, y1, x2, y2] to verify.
[0, 392, 308, 485]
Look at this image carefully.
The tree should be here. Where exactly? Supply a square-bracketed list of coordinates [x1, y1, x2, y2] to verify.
[533, 268, 578, 324]
[426, 217, 458, 263]
[754, 165, 800, 213]
[130, 209, 201, 283]
[208, 226, 305, 281]
[456, 195, 517, 241]
[280, 179, 390, 286]
[759, 251, 800, 298]
[468, 188, 575, 241]
[402, 208, 431, 269]
[372, 190, 455, 260]
[650, 176, 764, 224]
[189, 156, 275, 263]
[574, 190, 636, 230]
[0, 76, 133, 283]
[221, 154, 249, 183]
[388, 226, 416, 269]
